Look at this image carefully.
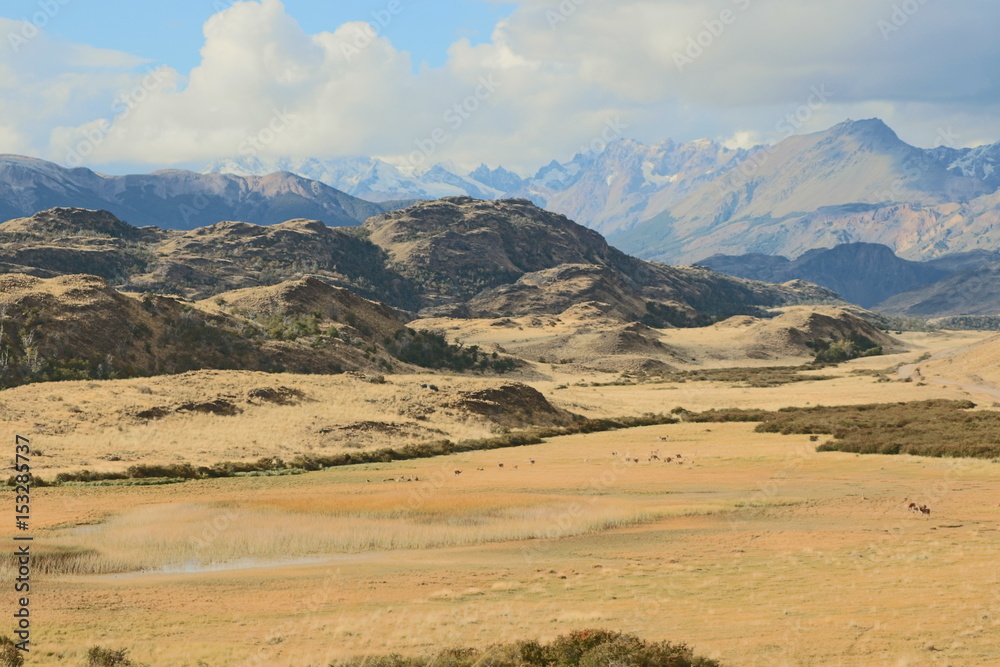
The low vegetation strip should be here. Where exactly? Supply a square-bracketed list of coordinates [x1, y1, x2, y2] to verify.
[661, 365, 837, 388]
[10, 629, 722, 667]
[585, 366, 837, 389]
[7, 414, 677, 487]
[337, 629, 722, 667]
[678, 399, 1000, 458]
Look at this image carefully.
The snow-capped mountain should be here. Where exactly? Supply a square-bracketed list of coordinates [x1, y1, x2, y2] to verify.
[614, 119, 1000, 263]
[204, 136, 742, 236]
[522, 138, 746, 235]
[204, 156, 506, 203]
[930, 143, 1000, 190]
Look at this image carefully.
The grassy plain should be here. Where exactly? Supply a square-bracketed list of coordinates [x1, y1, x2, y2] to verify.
[2, 329, 999, 665]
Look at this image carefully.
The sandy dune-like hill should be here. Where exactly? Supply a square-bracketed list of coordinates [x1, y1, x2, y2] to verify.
[415, 305, 902, 374]
[917, 333, 1000, 388]
[716, 307, 902, 359]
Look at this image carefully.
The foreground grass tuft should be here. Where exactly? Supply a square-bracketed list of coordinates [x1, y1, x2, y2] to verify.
[335, 629, 722, 667]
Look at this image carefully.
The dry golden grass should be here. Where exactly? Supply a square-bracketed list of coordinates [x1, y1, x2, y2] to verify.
[4, 327, 1000, 666]
[0, 371, 521, 475]
[3, 329, 991, 480]
[5, 414, 1000, 666]
[10, 495, 667, 577]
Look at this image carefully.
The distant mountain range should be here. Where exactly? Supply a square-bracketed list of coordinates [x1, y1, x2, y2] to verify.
[204, 119, 1000, 265]
[204, 138, 744, 239]
[699, 242, 1000, 317]
[614, 120, 1000, 263]
[0, 155, 408, 230]
[5, 118, 1000, 272]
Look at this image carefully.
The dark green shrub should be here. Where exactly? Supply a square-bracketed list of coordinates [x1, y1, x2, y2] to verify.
[547, 629, 623, 666]
[85, 646, 136, 666]
[0, 636, 23, 667]
[334, 630, 720, 667]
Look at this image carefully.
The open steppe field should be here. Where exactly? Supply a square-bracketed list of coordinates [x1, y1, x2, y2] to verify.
[3, 328, 1000, 666]
[7, 420, 1000, 666]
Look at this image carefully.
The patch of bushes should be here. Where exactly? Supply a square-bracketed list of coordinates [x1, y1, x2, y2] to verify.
[259, 312, 330, 341]
[806, 334, 882, 364]
[85, 646, 141, 666]
[0, 635, 23, 667]
[389, 330, 518, 373]
[661, 366, 836, 388]
[335, 629, 722, 667]
[684, 399, 1000, 459]
[673, 407, 775, 423]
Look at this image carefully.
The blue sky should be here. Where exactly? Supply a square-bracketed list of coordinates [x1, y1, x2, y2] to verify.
[1, 0, 998, 174]
[2, 0, 515, 73]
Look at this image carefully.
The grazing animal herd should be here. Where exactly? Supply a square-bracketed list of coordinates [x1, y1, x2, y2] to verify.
[367, 440, 696, 485]
[359, 432, 958, 528]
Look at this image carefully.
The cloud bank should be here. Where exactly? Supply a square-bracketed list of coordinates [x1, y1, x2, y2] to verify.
[3, 0, 999, 172]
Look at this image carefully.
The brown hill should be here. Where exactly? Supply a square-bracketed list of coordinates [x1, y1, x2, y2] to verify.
[202, 277, 410, 344]
[0, 207, 150, 241]
[363, 197, 628, 305]
[0, 274, 519, 389]
[0, 274, 373, 387]
[466, 264, 654, 321]
[142, 217, 419, 308]
[1, 201, 838, 323]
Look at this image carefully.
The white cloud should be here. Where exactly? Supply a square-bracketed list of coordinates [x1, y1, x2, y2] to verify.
[721, 130, 760, 151]
[2, 0, 999, 173]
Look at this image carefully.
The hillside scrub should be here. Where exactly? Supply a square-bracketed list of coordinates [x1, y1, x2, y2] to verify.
[806, 333, 883, 363]
[335, 629, 722, 667]
[678, 399, 1000, 458]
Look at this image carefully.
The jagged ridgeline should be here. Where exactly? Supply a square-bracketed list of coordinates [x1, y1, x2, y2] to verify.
[0, 197, 840, 318]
